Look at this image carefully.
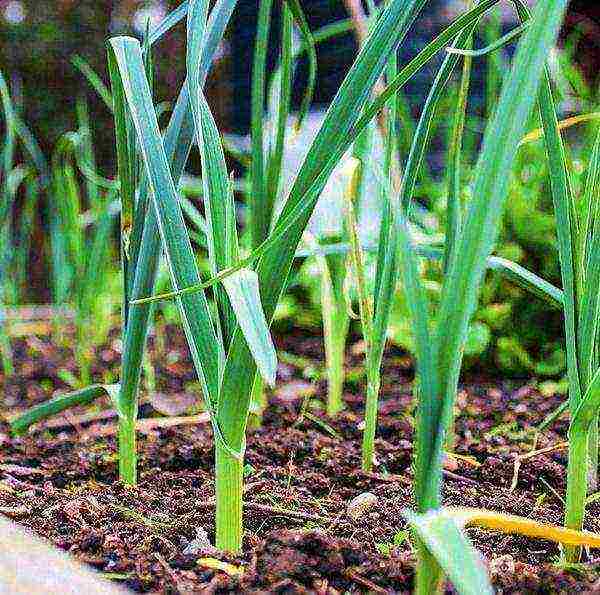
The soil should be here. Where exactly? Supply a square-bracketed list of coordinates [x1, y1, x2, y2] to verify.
[1, 325, 600, 593]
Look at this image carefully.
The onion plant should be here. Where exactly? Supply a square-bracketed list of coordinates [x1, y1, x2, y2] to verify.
[1, 70, 47, 375]
[49, 106, 118, 386]
[391, 1, 569, 591]
[506, 0, 600, 564]
[132, 0, 441, 550]
[119, 0, 546, 549]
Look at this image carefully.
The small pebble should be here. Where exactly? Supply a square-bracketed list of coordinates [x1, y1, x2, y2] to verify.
[347, 492, 378, 521]
[183, 527, 212, 554]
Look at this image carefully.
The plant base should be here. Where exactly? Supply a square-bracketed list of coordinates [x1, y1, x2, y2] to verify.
[118, 415, 137, 485]
[215, 439, 243, 553]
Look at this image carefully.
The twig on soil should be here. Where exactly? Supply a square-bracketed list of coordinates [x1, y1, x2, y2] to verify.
[109, 503, 175, 530]
[0, 506, 29, 518]
[15, 403, 210, 437]
[2, 473, 47, 493]
[345, 570, 388, 594]
[181, 500, 329, 525]
[301, 412, 341, 439]
[510, 441, 568, 492]
[539, 477, 565, 506]
[80, 413, 210, 438]
[41, 409, 118, 430]
[362, 471, 411, 485]
[442, 470, 478, 485]
[245, 502, 330, 524]
[0, 463, 48, 477]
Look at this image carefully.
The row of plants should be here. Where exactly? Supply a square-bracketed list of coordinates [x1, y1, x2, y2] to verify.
[4, 0, 600, 592]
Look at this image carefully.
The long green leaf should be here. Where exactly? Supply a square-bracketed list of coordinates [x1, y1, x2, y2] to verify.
[429, 0, 569, 514]
[250, 0, 274, 247]
[187, 0, 238, 348]
[401, 19, 477, 213]
[284, 0, 317, 130]
[577, 125, 600, 391]
[148, 0, 189, 46]
[222, 269, 277, 387]
[71, 55, 113, 112]
[265, 3, 293, 221]
[10, 384, 120, 436]
[108, 37, 223, 411]
[447, 21, 529, 58]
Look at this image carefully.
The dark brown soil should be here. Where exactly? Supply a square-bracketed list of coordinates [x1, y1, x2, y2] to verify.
[1, 325, 600, 593]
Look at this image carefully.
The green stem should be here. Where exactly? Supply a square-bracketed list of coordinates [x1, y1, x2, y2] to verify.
[248, 374, 266, 428]
[564, 430, 588, 562]
[75, 312, 92, 387]
[415, 541, 444, 594]
[361, 367, 381, 472]
[0, 331, 13, 377]
[588, 415, 599, 492]
[324, 309, 348, 417]
[118, 414, 137, 485]
[215, 439, 243, 552]
[10, 384, 109, 435]
[322, 249, 349, 417]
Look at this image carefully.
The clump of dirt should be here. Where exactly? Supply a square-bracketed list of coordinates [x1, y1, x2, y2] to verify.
[1, 327, 599, 592]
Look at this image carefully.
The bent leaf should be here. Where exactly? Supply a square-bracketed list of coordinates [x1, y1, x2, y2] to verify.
[10, 384, 120, 435]
[520, 112, 600, 146]
[222, 269, 277, 387]
[404, 509, 492, 595]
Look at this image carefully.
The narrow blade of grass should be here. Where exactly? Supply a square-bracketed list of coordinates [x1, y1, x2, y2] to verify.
[10, 384, 120, 436]
[250, 0, 274, 248]
[108, 36, 224, 408]
[431, 0, 569, 514]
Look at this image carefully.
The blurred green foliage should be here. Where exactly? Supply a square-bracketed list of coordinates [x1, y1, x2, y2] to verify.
[2, 2, 599, 381]
[0, 1, 192, 166]
[280, 34, 600, 379]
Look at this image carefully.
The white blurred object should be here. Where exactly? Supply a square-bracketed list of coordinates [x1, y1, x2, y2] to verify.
[132, 1, 167, 34]
[3, 1, 26, 25]
[0, 516, 124, 594]
[274, 110, 384, 245]
[443, 0, 536, 24]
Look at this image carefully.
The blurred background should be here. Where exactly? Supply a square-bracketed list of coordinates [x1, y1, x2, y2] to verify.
[0, 0, 599, 380]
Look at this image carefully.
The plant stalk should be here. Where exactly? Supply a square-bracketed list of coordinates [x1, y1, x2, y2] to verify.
[361, 365, 381, 471]
[248, 374, 266, 428]
[0, 312, 13, 377]
[118, 414, 137, 485]
[588, 417, 599, 492]
[321, 249, 350, 417]
[215, 439, 243, 552]
[564, 430, 588, 562]
[415, 542, 444, 594]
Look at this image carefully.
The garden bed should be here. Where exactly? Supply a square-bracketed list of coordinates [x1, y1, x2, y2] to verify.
[1, 326, 599, 593]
